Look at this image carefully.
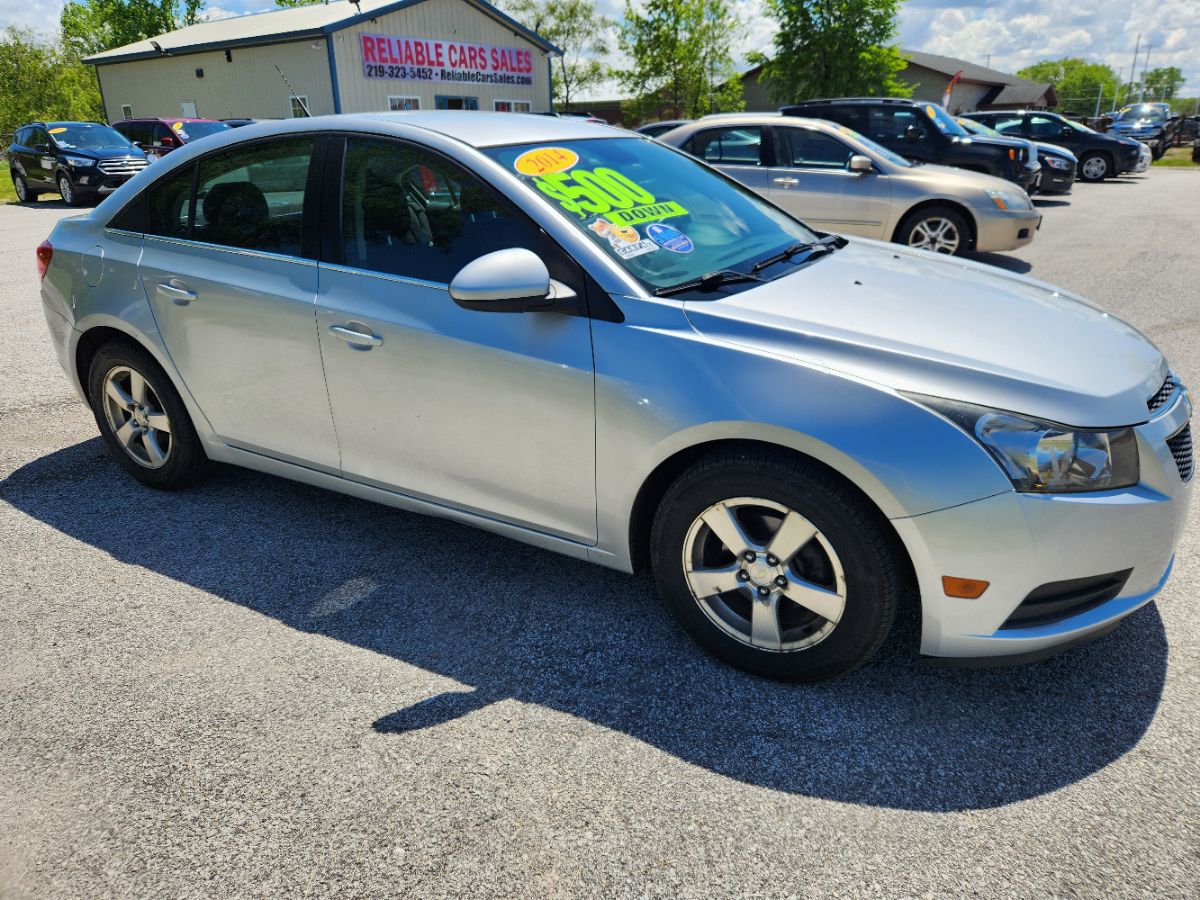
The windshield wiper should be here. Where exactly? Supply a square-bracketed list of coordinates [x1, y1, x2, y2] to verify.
[750, 234, 847, 274]
[653, 269, 764, 297]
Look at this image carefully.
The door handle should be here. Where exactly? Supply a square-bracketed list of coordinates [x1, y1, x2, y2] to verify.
[329, 324, 383, 348]
[772, 177, 800, 186]
[156, 280, 197, 305]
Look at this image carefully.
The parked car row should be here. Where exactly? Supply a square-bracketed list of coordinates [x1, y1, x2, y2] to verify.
[8, 117, 235, 206]
[638, 97, 1157, 257]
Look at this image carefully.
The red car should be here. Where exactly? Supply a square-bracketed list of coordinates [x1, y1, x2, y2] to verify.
[110, 117, 232, 160]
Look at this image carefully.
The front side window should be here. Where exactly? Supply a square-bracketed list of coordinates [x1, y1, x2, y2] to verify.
[778, 127, 854, 169]
[864, 108, 928, 143]
[483, 137, 819, 293]
[30, 127, 50, 148]
[1029, 115, 1062, 137]
[992, 117, 1025, 135]
[689, 126, 766, 166]
[340, 137, 539, 284]
[193, 138, 313, 255]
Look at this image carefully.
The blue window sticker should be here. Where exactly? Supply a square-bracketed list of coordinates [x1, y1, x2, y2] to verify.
[645, 223, 694, 254]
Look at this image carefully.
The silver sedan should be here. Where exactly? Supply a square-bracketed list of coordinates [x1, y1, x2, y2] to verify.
[38, 113, 1191, 681]
[660, 114, 1041, 255]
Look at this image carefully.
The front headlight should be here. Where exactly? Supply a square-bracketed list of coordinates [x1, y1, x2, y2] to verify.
[911, 396, 1140, 493]
[1044, 155, 1070, 170]
[986, 188, 1032, 211]
[63, 156, 91, 168]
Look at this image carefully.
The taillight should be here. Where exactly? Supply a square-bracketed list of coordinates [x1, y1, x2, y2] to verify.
[36, 240, 52, 280]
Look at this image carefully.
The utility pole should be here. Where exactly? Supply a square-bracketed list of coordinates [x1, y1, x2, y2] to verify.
[1125, 33, 1140, 105]
[1138, 43, 1152, 102]
[1094, 81, 1104, 117]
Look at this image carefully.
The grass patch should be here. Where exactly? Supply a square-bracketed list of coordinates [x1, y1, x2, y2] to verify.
[1153, 146, 1199, 167]
[0, 176, 16, 203]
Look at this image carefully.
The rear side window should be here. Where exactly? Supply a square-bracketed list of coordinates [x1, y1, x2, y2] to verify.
[193, 138, 313, 256]
[340, 137, 539, 284]
[778, 128, 854, 169]
[145, 165, 194, 239]
[688, 126, 766, 166]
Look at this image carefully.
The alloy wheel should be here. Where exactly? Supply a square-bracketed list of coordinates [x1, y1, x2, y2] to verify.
[13, 176, 27, 202]
[101, 365, 173, 469]
[1082, 156, 1108, 180]
[58, 175, 74, 205]
[907, 217, 960, 254]
[681, 497, 847, 652]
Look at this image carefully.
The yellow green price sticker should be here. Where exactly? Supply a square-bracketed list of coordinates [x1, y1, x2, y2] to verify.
[532, 166, 688, 223]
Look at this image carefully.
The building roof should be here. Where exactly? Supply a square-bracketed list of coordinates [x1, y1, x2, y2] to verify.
[901, 49, 1055, 105]
[83, 0, 559, 65]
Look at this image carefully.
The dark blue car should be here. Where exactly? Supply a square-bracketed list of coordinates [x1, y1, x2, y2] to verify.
[8, 121, 149, 206]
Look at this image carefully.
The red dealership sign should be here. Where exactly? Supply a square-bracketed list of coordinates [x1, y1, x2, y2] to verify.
[360, 33, 535, 86]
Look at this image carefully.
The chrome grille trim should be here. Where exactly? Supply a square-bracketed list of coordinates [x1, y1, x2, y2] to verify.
[97, 157, 149, 176]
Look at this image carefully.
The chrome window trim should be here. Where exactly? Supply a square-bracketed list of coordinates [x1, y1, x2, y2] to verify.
[142, 233, 317, 268]
[317, 261, 448, 292]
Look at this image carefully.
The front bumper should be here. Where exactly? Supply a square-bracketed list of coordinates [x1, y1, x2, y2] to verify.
[1130, 146, 1152, 173]
[895, 387, 1193, 660]
[973, 206, 1041, 252]
[1037, 160, 1076, 193]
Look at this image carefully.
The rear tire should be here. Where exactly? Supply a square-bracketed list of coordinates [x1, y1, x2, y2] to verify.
[12, 174, 36, 203]
[895, 205, 969, 256]
[650, 449, 900, 682]
[87, 341, 208, 489]
[1078, 151, 1111, 182]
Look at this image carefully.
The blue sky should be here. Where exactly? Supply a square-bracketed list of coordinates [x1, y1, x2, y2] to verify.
[6, 0, 1198, 99]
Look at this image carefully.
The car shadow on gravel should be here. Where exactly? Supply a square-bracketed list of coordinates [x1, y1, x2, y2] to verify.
[965, 252, 1032, 275]
[1, 439, 1169, 813]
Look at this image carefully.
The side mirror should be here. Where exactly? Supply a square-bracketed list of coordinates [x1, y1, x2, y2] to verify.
[849, 154, 873, 174]
[34, 143, 50, 154]
[1061, 126, 1074, 137]
[449, 248, 555, 313]
[904, 125, 922, 143]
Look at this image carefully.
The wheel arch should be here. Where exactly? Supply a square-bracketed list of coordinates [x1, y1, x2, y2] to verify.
[891, 198, 978, 249]
[625, 438, 919, 615]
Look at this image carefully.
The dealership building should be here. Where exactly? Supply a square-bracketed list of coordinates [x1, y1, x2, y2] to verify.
[84, 0, 558, 122]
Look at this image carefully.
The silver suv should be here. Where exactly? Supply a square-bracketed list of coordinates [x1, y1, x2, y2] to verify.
[37, 113, 1192, 680]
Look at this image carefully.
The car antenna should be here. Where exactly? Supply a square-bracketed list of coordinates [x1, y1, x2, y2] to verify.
[274, 64, 311, 117]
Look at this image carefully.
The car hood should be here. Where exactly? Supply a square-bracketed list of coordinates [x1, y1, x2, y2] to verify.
[1036, 141, 1076, 161]
[66, 146, 144, 161]
[682, 239, 1166, 428]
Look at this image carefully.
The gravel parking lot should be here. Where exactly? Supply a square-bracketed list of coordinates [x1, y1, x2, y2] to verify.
[2, 172, 1198, 898]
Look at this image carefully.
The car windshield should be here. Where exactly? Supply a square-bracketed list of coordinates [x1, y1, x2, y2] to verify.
[482, 137, 821, 293]
[48, 123, 133, 151]
[957, 117, 1001, 138]
[1114, 105, 1167, 122]
[828, 123, 913, 167]
[174, 120, 232, 141]
[922, 104, 970, 136]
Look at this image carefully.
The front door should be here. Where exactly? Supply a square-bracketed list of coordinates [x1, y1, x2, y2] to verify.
[138, 136, 340, 470]
[765, 125, 892, 238]
[27, 125, 57, 188]
[316, 137, 597, 542]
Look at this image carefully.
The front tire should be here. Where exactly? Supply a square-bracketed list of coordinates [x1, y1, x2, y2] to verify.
[1078, 151, 1111, 182]
[895, 205, 968, 256]
[87, 342, 208, 489]
[57, 172, 83, 206]
[650, 450, 900, 681]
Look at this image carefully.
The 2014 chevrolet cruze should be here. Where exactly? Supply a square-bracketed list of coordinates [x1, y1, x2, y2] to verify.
[38, 113, 1193, 681]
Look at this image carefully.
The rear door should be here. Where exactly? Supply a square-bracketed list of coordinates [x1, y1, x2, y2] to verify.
[685, 125, 773, 196]
[764, 125, 891, 238]
[138, 136, 339, 470]
[314, 136, 598, 542]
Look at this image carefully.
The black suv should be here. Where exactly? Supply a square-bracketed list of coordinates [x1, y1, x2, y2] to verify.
[781, 98, 1039, 191]
[963, 110, 1143, 182]
[8, 121, 149, 206]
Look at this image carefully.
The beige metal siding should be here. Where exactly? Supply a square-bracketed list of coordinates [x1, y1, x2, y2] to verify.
[96, 39, 336, 122]
[330, 0, 552, 113]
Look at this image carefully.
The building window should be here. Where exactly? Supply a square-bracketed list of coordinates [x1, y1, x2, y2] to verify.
[120, 104, 133, 119]
[290, 95, 310, 118]
[494, 100, 532, 113]
[434, 96, 478, 110]
[387, 96, 421, 111]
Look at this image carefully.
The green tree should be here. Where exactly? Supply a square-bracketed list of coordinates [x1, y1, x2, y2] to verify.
[753, 0, 910, 105]
[0, 27, 103, 138]
[60, 0, 205, 59]
[1142, 67, 1186, 102]
[618, 0, 744, 123]
[501, 0, 612, 109]
[1017, 58, 1119, 116]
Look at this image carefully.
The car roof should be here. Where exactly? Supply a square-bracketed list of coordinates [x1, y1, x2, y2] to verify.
[346, 111, 621, 147]
[786, 98, 919, 106]
[45, 121, 107, 128]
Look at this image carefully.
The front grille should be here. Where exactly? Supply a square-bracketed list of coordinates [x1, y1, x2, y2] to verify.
[1000, 570, 1133, 630]
[97, 157, 149, 176]
[1147, 376, 1175, 412]
[1167, 424, 1194, 482]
